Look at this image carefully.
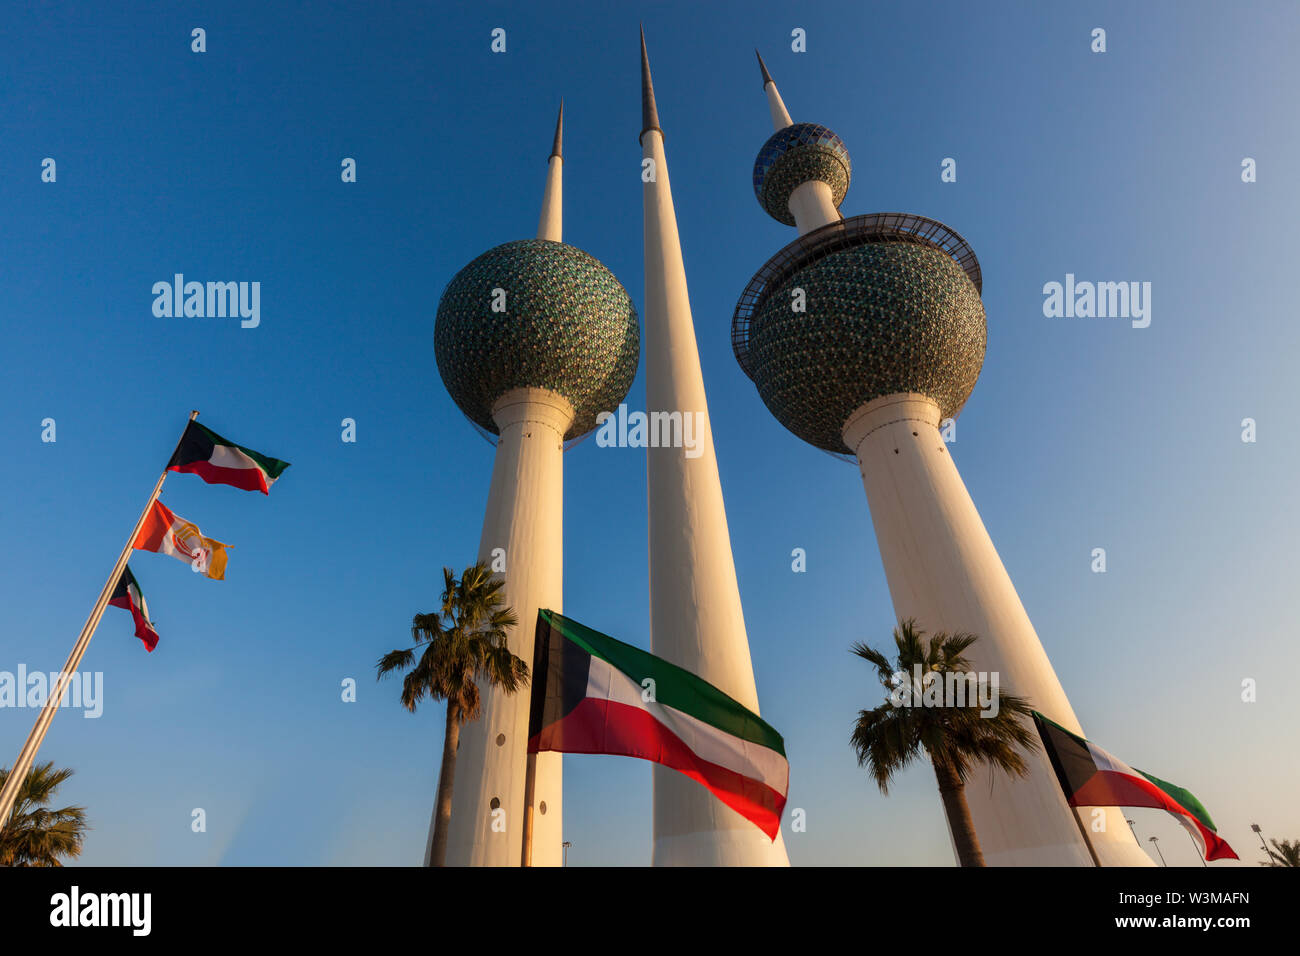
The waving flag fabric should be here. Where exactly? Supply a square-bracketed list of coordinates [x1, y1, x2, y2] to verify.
[133, 500, 230, 579]
[108, 566, 160, 652]
[1032, 711, 1237, 862]
[527, 610, 788, 840]
[167, 421, 290, 494]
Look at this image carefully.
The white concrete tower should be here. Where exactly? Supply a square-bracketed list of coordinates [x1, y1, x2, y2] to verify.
[640, 30, 790, 867]
[433, 104, 641, 865]
[733, 57, 1152, 866]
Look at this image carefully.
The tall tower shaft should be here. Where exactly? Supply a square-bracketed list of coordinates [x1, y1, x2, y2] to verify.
[434, 105, 640, 865]
[736, 56, 1151, 866]
[844, 395, 1149, 865]
[640, 31, 789, 866]
[441, 386, 571, 866]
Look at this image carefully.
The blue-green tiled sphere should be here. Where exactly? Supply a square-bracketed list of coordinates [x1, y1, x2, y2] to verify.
[746, 241, 986, 453]
[435, 239, 640, 440]
[753, 123, 851, 226]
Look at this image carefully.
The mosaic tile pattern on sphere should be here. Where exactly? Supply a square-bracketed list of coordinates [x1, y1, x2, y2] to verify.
[434, 239, 640, 440]
[748, 240, 986, 453]
[753, 123, 852, 225]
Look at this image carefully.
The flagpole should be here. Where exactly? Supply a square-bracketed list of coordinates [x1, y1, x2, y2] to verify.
[0, 411, 199, 831]
[519, 612, 548, 867]
[520, 752, 537, 867]
[1070, 807, 1103, 867]
[1184, 826, 1208, 866]
[1032, 713, 1103, 867]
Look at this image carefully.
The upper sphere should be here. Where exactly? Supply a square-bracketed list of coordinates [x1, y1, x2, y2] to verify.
[434, 239, 640, 440]
[742, 238, 985, 454]
[753, 123, 851, 226]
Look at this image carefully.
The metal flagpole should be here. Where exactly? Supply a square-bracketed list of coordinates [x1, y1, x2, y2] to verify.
[519, 611, 548, 867]
[0, 411, 198, 830]
[520, 752, 537, 867]
[1185, 826, 1208, 866]
[1069, 808, 1104, 867]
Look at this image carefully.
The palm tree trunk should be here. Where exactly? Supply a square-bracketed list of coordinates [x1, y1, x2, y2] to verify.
[933, 758, 985, 867]
[427, 701, 461, 867]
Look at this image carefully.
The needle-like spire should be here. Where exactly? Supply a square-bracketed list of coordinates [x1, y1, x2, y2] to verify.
[537, 100, 563, 241]
[550, 99, 563, 160]
[638, 27, 790, 869]
[640, 26, 662, 143]
[754, 49, 793, 130]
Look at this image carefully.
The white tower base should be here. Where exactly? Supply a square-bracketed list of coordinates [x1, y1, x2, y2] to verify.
[842, 393, 1153, 866]
[440, 387, 572, 867]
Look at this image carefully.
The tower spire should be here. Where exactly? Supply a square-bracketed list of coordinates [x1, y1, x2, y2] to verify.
[537, 99, 563, 241]
[638, 29, 789, 868]
[755, 49, 793, 130]
[435, 93, 639, 868]
[639, 26, 661, 142]
[550, 98, 564, 160]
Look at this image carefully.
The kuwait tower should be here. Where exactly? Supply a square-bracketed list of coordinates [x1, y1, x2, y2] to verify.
[433, 104, 640, 866]
[640, 32, 789, 866]
[732, 54, 1151, 866]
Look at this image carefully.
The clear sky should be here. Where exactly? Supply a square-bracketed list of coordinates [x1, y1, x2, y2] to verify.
[1, 0, 1296, 866]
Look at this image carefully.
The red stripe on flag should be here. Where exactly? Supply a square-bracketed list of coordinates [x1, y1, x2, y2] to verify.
[108, 596, 159, 652]
[1071, 771, 1237, 861]
[529, 697, 786, 840]
[169, 460, 269, 494]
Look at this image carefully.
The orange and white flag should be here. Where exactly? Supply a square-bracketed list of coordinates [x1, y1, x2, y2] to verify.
[133, 500, 230, 580]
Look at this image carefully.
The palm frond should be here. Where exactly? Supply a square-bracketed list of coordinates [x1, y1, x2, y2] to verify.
[380, 560, 529, 726]
[849, 623, 1039, 795]
[0, 762, 88, 867]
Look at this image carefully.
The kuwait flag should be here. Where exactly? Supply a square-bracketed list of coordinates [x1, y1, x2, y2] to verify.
[109, 566, 160, 652]
[1032, 712, 1237, 862]
[133, 500, 230, 580]
[168, 421, 290, 494]
[527, 610, 788, 840]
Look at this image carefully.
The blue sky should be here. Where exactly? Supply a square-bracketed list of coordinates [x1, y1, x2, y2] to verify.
[1, 0, 1296, 866]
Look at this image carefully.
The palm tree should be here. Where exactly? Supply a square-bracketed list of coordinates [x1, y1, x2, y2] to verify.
[1260, 837, 1300, 867]
[0, 761, 88, 866]
[377, 561, 528, 867]
[850, 620, 1039, 867]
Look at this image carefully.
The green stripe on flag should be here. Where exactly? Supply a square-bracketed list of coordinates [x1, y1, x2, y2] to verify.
[1136, 770, 1219, 834]
[1032, 710, 1223, 838]
[195, 422, 290, 479]
[540, 610, 785, 755]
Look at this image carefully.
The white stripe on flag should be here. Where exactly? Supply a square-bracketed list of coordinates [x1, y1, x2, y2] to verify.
[1086, 741, 1141, 778]
[585, 656, 788, 794]
[208, 443, 260, 471]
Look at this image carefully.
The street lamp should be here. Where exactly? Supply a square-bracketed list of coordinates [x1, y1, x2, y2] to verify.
[1149, 835, 1167, 867]
[1251, 823, 1270, 863]
[562, 841, 571, 868]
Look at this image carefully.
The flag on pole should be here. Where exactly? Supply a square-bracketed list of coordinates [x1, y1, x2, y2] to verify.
[1032, 711, 1238, 862]
[167, 421, 290, 494]
[108, 566, 160, 652]
[527, 610, 789, 840]
[132, 500, 230, 579]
